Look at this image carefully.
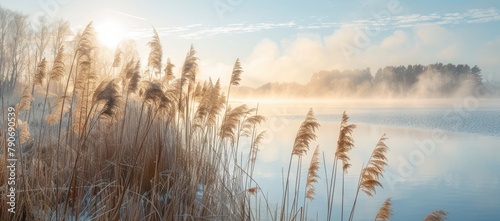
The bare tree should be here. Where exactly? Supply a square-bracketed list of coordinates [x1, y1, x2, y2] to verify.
[0, 7, 12, 94]
[51, 20, 70, 58]
[5, 11, 29, 94]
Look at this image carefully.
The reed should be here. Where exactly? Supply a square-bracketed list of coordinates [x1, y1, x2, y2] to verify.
[423, 210, 448, 221]
[326, 111, 357, 221]
[0, 21, 450, 221]
[375, 198, 392, 221]
[280, 108, 320, 221]
[147, 28, 162, 79]
[349, 135, 389, 221]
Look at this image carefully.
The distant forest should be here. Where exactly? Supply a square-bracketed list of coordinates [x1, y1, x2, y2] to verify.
[233, 63, 498, 98]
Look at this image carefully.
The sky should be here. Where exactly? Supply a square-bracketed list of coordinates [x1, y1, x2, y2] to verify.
[1, 0, 500, 87]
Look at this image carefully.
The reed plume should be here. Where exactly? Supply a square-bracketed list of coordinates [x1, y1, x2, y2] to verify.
[230, 58, 243, 86]
[305, 146, 320, 201]
[50, 45, 65, 81]
[76, 22, 96, 56]
[327, 111, 356, 221]
[112, 48, 122, 68]
[337, 111, 357, 171]
[349, 134, 389, 221]
[17, 119, 30, 144]
[246, 109, 266, 178]
[193, 82, 203, 101]
[375, 198, 392, 221]
[47, 96, 70, 125]
[139, 81, 170, 110]
[360, 135, 389, 196]
[163, 58, 175, 83]
[127, 60, 141, 94]
[74, 23, 97, 92]
[16, 85, 33, 112]
[220, 104, 252, 144]
[292, 108, 320, 156]
[241, 114, 266, 137]
[120, 59, 134, 77]
[34, 58, 47, 86]
[72, 23, 97, 134]
[207, 79, 225, 126]
[180, 44, 198, 86]
[93, 78, 122, 118]
[147, 28, 162, 75]
[74, 61, 97, 92]
[250, 131, 266, 163]
[281, 108, 319, 220]
[194, 80, 213, 125]
[423, 210, 448, 221]
[164, 79, 181, 114]
[224, 58, 243, 111]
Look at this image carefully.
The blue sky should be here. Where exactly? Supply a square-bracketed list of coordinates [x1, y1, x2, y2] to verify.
[2, 0, 500, 86]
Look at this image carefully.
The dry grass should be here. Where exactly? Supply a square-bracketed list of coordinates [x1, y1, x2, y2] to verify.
[0, 20, 450, 221]
[0, 22, 269, 221]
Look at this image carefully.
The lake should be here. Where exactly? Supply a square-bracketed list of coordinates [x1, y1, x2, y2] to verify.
[235, 98, 500, 221]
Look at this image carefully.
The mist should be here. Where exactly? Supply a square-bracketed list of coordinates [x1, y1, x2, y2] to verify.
[231, 63, 499, 99]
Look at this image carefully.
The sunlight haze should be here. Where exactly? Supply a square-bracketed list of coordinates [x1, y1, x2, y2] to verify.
[0, 1, 499, 220]
[2, 0, 499, 87]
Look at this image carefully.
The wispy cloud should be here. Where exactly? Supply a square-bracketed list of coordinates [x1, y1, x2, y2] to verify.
[128, 7, 499, 40]
[129, 22, 296, 40]
[110, 10, 148, 21]
[178, 22, 296, 39]
[301, 7, 500, 30]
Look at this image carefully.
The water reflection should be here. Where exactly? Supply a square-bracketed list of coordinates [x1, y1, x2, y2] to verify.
[243, 101, 500, 220]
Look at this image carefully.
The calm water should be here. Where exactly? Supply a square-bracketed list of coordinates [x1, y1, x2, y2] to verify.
[237, 99, 500, 220]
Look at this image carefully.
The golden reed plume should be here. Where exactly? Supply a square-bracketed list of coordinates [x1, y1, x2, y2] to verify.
[50, 46, 66, 81]
[336, 111, 357, 172]
[147, 28, 162, 74]
[292, 108, 320, 156]
[230, 58, 243, 86]
[181, 44, 198, 86]
[47, 96, 70, 125]
[423, 210, 448, 221]
[93, 78, 122, 118]
[34, 58, 47, 86]
[16, 85, 33, 112]
[375, 198, 392, 221]
[163, 58, 175, 83]
[305, 145, 321, 201]
[112, 48, 122, 68]
[360, 134, 389, 197]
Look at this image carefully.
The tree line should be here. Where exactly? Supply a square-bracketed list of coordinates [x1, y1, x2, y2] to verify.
[234, 63, 487, 98]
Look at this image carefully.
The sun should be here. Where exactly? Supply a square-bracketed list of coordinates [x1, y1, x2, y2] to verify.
[95, 19, 127, 49]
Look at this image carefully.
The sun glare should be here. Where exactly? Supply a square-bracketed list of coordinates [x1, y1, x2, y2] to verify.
[95, 19, 127, 49]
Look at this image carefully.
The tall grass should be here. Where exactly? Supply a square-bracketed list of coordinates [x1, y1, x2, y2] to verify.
[0, 22, 448, 221]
